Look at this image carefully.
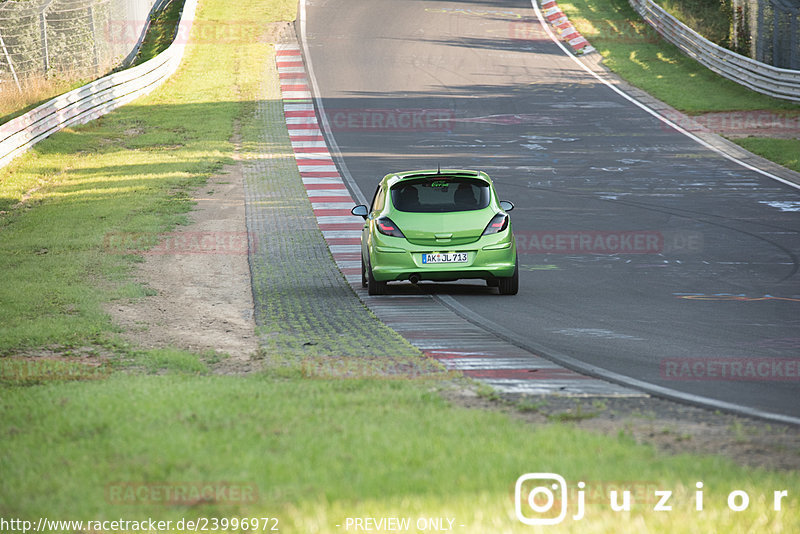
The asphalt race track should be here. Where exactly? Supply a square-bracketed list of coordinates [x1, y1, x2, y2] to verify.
[301, 0, 800, 420]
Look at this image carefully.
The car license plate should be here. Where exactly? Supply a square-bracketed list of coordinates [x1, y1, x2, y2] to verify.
[422, 252, 468, 264]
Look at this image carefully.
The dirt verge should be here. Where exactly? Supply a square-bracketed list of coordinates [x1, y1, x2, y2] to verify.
[106, 155, 259, 365]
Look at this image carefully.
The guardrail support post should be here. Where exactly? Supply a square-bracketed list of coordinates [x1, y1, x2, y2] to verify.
[40, 10, 49, 75]
[88, 5, 100, 76]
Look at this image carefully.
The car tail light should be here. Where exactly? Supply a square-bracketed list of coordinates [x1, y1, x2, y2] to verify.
[376, 217, 405, 238]
[482, 213, 509, 235]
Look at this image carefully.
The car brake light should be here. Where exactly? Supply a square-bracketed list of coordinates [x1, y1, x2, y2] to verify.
[376, 217, 405, 238]
[482, 213, 508, 235]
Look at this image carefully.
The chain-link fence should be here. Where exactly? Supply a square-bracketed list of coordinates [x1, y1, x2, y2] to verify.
[1, 0, 197, 168]
[731, 0, 800, 70]
[0, 0, 167, 94]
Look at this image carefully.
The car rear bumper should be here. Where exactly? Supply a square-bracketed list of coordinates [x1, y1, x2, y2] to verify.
[369, 234, 516, 282]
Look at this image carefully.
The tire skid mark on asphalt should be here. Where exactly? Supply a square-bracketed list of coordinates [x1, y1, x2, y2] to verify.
[275, 42, 644, 397]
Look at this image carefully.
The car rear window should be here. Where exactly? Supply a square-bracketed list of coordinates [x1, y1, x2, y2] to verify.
[390, 178, 490, 213]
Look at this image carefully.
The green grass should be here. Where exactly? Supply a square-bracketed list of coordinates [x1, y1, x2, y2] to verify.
[133, 0, 187, 65]
[137, 348, 211, 374]
[734, 138, 800, 173]
[1, 374, 798, 532]
[653, 0, 731, 46]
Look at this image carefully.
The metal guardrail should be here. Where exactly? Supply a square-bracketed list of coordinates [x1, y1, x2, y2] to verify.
[629, 0, 800, 102]
[0, 0, 198, 170]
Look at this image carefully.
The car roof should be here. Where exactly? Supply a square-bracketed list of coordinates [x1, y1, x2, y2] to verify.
[381, 169, 493, 189]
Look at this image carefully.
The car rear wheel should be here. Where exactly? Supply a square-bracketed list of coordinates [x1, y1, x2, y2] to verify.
[361, 254, 368, 288]
[367, 257, 387, 296]
[498, 256, 519, 295]
[486, 278, 499, 287]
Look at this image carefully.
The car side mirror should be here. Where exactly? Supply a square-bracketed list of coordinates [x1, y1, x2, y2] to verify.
[351, 205, 369, 219]
[499, 200, 514, 212]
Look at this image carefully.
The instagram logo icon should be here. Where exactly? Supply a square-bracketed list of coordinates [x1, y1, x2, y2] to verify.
[515, 473, 583, 525]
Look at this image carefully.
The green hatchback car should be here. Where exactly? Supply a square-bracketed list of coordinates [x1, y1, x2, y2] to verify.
[351, 169, 518, 295]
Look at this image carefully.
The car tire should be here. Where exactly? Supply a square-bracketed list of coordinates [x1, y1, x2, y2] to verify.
[361, 254, 368, 288]
[486, 278, 499, 288]
[367, 257, 387, 296]
[498, 256, 519, 295]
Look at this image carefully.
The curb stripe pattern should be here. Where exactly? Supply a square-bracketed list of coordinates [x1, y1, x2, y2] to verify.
[275, 42, 642, 397]
[540, 0, 595, 55]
